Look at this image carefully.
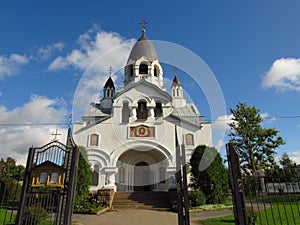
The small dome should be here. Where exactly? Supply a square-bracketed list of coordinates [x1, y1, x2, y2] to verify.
[104, 77, 115, 89]
[127, 33, 158, 64]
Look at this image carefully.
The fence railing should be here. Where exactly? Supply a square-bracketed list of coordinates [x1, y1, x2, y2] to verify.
[0, 167, 24, 225]
[242, 175, 300, 225]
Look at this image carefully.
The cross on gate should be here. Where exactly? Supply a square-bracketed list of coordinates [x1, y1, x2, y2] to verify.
[51, 129, 61, 141]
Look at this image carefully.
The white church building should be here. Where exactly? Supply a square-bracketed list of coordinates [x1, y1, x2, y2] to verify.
[73, 27, 212, 192]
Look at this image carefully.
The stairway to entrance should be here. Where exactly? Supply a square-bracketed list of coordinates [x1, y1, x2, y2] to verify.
[112, 191, 171, 211]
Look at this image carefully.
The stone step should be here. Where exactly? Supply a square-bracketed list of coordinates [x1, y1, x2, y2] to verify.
[113, 191, 171, 210]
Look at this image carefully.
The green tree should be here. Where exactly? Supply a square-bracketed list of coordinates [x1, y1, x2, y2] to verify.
[74, 146, 92, 206]
[190, 145, 229, 204]
[279, 152, 297, 181]
[0, 157, 25, 202]
[229, 102, 285, 175]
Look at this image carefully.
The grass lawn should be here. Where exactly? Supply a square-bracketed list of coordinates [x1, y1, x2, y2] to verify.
[0, 208, 15, 225]
[200, 203, 300, 225]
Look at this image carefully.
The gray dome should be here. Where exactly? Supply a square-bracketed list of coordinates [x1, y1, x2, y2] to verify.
[127, 33, 158, 64]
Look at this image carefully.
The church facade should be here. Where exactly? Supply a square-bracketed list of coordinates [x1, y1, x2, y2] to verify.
[73, 28, 212, 192]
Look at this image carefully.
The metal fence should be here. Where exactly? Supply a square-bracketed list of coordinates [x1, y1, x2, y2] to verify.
[0, 167, 24, 225]
[243, 175, 300, 225]
[227, 142, 300, 225]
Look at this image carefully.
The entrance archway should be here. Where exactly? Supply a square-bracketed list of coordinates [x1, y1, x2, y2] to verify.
[134, 162, 152, 191]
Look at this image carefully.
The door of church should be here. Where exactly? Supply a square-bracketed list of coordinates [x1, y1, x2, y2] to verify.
[134, 162, 152, 191]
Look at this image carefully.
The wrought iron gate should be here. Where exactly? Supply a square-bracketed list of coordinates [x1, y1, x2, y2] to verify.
[15, 128, 79, 225]
[227, 142, 300, 225]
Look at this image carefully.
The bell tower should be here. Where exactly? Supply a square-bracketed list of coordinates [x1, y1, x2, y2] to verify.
[124, 20, 165, 90]
[172, 67, 186, 108]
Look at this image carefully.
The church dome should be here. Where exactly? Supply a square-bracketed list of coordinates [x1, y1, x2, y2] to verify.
[127, 33, 158, 64]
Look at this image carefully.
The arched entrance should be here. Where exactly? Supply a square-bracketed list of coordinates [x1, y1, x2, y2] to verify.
[115, 148, 171, 192]
[134, 162, 152, 191]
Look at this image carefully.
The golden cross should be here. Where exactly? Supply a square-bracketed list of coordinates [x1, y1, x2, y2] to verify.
[139, 19, 147, 33]
[51, 129, 61, 141]
[108, 66, 113, 77]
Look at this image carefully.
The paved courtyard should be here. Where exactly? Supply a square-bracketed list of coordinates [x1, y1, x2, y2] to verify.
[72, 208, 233, 225]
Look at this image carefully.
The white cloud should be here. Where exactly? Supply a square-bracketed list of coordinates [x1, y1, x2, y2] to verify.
[48, 26, 135, 73]
[0, 95, 68, 165]
[212, 114, 234, 131]
[262, 58, 300, 91]
[0, 95, 67, 124]
[289, 151, 300, 164]
[37, 42, 65, 60]
[260, 112, 277, 124]
[49, 25, 136, 120]
[0, 53, 29, 79]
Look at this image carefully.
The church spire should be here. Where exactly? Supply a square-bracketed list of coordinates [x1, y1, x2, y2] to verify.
[171, 67, 186, 108]
[103, 66, 115, 98]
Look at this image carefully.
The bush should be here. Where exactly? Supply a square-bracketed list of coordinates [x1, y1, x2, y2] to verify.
[246, 206, 257, 225]
[22, 205, 47, 225]
[189, 190, 206, 207]
[190, 145, 229, 204]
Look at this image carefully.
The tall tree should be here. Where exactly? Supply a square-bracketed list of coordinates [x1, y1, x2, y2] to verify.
[190, 145, 229, 204]
[229, 102, 285, 175]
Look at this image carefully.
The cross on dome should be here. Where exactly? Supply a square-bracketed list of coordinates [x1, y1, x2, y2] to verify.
[139, 19, 147, 33]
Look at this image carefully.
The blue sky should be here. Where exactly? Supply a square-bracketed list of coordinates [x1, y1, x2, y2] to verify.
[1, 0, 300, 165]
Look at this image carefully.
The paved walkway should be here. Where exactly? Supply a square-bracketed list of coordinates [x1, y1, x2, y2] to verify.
[72, 208, 233, 225]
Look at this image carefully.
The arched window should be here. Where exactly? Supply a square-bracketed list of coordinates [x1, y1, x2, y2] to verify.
[139, 64, 148, 74]
[122, 101, 130, 123]
[154, 67, 158, 77]
[90, 134, 99, 147]
[154, 102, 163, 117]
[137, 100, 148, 120]
[91, 164, 100, 186]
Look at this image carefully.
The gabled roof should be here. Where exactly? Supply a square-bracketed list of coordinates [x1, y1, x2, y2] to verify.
[114, 78, 172, 101]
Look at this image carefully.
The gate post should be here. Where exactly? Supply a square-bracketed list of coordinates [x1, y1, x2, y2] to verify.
[15, 147, 34, 225]
[226, 142, 248, 225]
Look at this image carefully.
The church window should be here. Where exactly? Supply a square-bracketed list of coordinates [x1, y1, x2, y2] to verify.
[154, 67, 158, 77]
[119, 167, 125, 183]
[91, 164, 100, 186]
[122, 101, 130, 123]
[139, 64, 148, 74]
[137, 100, 148, 120]
[159, 167, 166, 183]
[129, 65, 134, 77]
[154, 102, 163, 117]
[90, 134, 99, 146]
